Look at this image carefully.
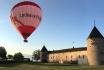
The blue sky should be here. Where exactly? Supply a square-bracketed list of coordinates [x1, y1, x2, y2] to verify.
[0, 0, 104, 56]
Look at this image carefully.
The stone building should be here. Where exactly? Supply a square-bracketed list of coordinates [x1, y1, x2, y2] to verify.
[87, 26, 104, 65]
[40, 26, 104, 65]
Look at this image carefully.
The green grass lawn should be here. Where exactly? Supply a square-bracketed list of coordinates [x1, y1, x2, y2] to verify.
[0, 63, 104, 70]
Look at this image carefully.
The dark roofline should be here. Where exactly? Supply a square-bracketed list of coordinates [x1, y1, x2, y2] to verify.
[48, 47, 87, 53]
[41, 45, 48, 52]
[87, 26, 104, 39]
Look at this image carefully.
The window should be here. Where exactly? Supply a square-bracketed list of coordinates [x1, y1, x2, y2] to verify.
[53, 56, 54, 59]
[66, 56, 67, 60]
[79, 55, 80, 58]
[66, 56, 67, 59]
[71, 55, 73, 58]
[83, 55, 84, 58]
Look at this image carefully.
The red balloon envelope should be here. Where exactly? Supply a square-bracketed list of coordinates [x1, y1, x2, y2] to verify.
[10, 1, 42, 42]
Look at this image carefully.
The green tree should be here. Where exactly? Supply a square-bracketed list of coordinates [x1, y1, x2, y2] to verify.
[8, 54, 13, 59]
[13, 52, 24, 61]
[0, 47, 7, 60]
[32, 50, 40, 61]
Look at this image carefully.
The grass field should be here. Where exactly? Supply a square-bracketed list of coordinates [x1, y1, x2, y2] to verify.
[0, 63, 104, 70]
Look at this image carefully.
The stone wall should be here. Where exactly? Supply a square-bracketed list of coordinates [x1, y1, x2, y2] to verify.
[48, 50, 88, 64]
[87, 38, 104, 65]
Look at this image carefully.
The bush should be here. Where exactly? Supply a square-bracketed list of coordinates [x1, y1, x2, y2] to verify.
[13, 52, 24, 62]
[7, 54, 13, 59]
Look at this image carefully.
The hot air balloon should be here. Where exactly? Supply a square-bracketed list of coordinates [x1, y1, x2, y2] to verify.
[10, 1, 42, 42]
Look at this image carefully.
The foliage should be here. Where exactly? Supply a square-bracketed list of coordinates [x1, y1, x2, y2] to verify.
[0, 47, 7, 59]
[32, 50, 40, 61]
[7, 54, 13, 59]
[13, 52, 24, 61]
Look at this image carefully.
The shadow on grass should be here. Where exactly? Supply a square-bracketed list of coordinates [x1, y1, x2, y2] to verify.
[0, 63, 21, 67]
[26, 62, 79, 66]
[0, 62, 79, 67]
[0, 61, 34, 67]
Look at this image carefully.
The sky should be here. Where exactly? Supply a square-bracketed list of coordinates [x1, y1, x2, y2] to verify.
[0, 0, 104, 57]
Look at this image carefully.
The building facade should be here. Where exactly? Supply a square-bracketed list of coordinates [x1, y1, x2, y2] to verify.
[40, 26, 104, 65]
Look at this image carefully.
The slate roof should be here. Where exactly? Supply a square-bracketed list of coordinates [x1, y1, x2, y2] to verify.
[88, 26, 104, 39]
[41, 45, 48, 52]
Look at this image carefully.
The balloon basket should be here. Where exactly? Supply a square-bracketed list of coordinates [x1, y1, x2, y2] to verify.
[24, 39, 28, 43]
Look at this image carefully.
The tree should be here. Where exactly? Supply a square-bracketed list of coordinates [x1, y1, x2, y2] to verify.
[8, 54, 13, 59]
[13, 52, 24, 61]
[32, 50, 40, 61]
[0, 47, 7, 60]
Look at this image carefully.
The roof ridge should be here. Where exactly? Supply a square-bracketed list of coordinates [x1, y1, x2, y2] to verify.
[48, 47, 87, 53]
